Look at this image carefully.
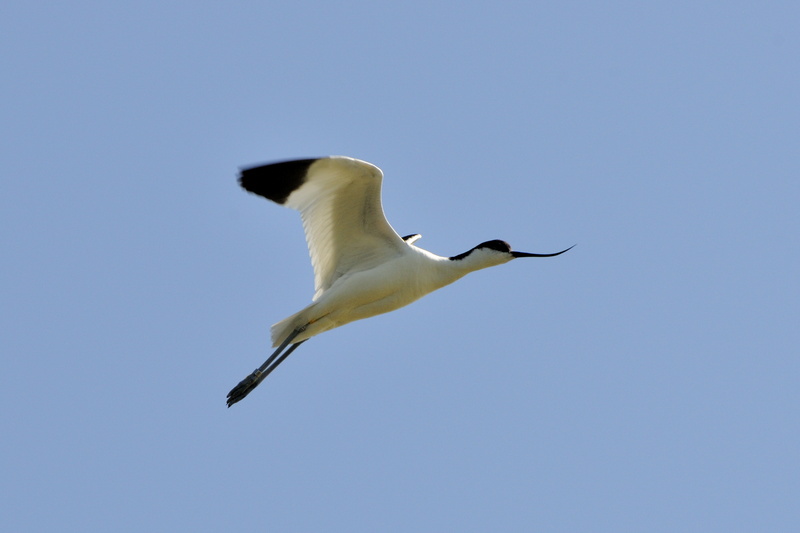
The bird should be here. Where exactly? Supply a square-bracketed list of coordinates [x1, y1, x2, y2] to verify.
[227, 156, 572, 407]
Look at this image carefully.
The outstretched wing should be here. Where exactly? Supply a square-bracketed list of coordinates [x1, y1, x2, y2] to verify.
[239, 156, 407, 300]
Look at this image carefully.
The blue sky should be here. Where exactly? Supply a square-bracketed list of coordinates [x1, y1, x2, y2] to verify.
[3, 1, 799, 531]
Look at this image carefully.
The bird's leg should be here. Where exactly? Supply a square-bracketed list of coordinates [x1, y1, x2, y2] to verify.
[226, 326, 307, 407]
[255, 339, 306, 381]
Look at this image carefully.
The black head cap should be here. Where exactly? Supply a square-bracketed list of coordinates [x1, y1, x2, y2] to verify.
[475, 239, 512, 253]
[450, 239, 511, 260]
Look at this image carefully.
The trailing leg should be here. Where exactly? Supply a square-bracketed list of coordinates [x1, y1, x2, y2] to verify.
[226, 327, 307, 407]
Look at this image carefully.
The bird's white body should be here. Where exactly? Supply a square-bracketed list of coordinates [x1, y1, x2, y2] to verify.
[227, 155, 570, 406]
[271, 237, 510, 346]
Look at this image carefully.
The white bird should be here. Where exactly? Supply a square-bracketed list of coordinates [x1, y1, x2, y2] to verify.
[227, 156, 572, 406]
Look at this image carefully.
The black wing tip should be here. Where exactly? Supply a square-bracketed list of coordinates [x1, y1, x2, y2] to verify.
[238, 158, 319, 204]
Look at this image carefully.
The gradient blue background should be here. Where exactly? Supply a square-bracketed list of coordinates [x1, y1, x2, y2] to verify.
[3, 1, 798, 531]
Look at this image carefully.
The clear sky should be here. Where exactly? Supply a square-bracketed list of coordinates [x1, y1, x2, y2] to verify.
[3, 1, 799, 531]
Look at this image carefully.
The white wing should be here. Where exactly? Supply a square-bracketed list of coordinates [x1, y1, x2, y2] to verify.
[239, 156, 407, 300]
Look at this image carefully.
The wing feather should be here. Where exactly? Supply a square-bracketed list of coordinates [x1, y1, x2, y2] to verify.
[240, 156, 406, 299]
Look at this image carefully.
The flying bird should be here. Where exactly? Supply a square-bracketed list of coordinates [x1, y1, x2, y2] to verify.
[227, 156, 572, 406]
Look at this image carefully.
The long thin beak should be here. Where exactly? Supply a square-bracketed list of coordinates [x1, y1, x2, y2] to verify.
[511, 244, 575, 258]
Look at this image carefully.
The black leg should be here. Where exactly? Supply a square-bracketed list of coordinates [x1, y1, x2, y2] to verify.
[226, 327, 306, 407]
[256, 340, 306, 382]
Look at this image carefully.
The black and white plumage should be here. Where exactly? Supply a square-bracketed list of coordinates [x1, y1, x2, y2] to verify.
[227, 156, 572, 406]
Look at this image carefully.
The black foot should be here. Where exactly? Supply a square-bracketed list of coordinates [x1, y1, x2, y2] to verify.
[226, 370, 263, 407]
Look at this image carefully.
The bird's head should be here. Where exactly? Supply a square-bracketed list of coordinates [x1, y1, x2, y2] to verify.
[450, 239, 574, 270]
